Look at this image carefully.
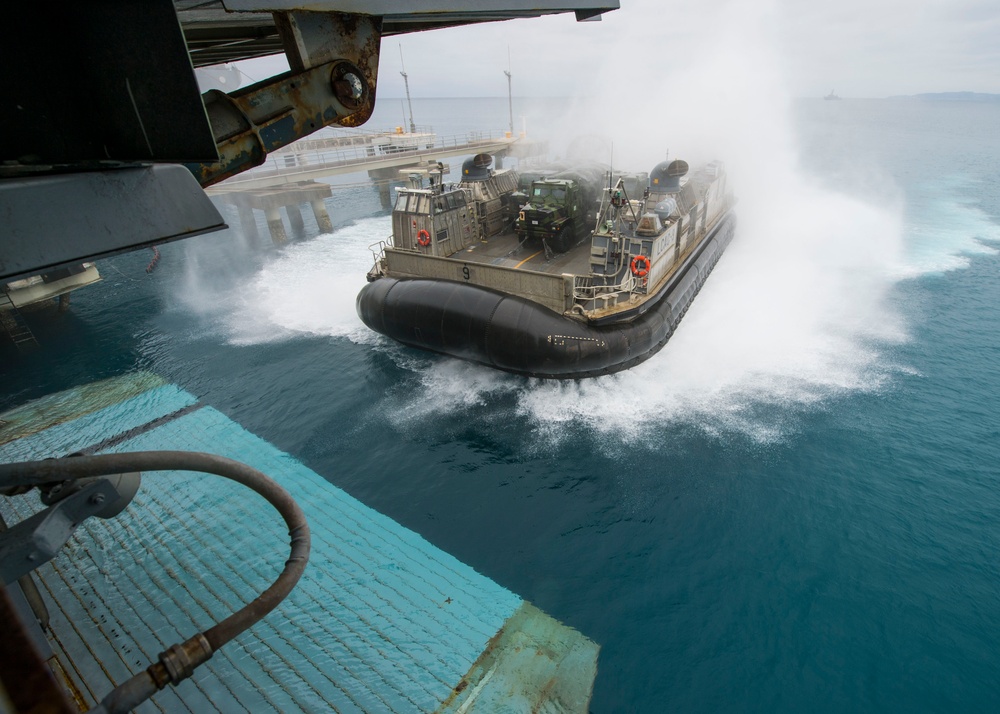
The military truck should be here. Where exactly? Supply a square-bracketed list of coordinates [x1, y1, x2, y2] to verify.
[515, 164, 607, 256]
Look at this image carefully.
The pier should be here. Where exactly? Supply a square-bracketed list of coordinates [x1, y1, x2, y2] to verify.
[206, 128, 547, 244]
[210, 181, 334, 246]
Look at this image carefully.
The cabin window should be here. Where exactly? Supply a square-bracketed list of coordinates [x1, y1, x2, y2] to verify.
[532, 186, 567, 201]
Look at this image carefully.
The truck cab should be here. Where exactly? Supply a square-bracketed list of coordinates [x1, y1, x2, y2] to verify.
[516, 178, 589, 255]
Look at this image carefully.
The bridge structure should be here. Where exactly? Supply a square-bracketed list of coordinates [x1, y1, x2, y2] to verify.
[207, 128, 548, 245]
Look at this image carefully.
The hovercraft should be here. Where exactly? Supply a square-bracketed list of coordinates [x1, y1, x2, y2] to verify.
[357, 154, 735, 378]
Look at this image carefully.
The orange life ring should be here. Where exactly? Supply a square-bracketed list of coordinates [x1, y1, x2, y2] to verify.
[416, 229, 431, 247]
[630, 254, 651, 277]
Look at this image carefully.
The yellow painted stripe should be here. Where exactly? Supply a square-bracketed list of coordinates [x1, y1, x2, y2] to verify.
[514, 250, 543, 269]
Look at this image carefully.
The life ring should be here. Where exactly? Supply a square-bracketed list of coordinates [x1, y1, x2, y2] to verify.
[416, 229, 431, 247]
[630, 254, 651, 277]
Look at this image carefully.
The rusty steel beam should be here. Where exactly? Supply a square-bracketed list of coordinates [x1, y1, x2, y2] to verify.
[187, 12, 381, 188]
[0, 584, 77, 714]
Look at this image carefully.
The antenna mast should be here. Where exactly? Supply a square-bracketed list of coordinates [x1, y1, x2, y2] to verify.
[399, 44, 416, 133]
[504, 47, 514, 135]
[609, 142, 614, 192]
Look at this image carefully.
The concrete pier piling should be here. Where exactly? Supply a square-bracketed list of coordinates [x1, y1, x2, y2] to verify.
[209, 181, 334, 246]
[285, 203, 305, 238]
[310, 199, 333, 233]
[264, 207, 288, 245]
[368, 167, 400, 210]
[237, 204, 261, 245]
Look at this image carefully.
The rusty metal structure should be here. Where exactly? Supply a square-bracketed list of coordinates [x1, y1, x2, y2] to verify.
[1, 0, 618, 285]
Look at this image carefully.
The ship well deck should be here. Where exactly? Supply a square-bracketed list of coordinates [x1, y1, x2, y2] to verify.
[0, 373, 599, 712]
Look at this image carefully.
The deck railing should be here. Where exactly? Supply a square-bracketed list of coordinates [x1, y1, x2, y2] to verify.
[235, 128, 515, 181]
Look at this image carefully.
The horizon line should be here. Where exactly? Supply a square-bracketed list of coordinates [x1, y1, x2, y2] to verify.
[377, 93, 1000, 101]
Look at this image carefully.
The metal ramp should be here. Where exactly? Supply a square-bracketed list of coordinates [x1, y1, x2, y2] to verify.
[0, 291, 37, 348]
[0, 373, 599, 712]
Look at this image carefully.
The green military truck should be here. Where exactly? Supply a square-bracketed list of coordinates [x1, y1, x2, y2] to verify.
[515, 165, 607, 256]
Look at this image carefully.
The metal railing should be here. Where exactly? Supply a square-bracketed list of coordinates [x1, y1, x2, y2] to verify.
[367, 239, 390, 275]
[223, 128, 516, 185]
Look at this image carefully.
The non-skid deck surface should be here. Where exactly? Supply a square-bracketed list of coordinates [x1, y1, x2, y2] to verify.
[450, 232, 592, 276]
[0, 373, 597, 712]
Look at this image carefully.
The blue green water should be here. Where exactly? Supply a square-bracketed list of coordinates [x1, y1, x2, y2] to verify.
[3, 97, 1000, 712]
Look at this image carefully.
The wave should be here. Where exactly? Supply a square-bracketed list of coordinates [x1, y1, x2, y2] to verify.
[894, 176, 1000, 278]
[171, 4, 997, 445]
[178, 168, 993, 445]
[384, 180, 910, 444]
[174, 216, 389, 346]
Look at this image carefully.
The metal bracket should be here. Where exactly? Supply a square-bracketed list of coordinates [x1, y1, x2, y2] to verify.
[0, 165, 226, 283]
[0, 474, 141, 585]
[188, 12, 381, 187]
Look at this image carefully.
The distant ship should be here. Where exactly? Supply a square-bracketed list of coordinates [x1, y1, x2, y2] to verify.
[357, 153, 736, 379]
[824, 90, 841, 100]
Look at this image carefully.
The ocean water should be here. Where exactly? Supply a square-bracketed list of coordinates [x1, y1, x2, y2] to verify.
[3, 96, 1000, 713]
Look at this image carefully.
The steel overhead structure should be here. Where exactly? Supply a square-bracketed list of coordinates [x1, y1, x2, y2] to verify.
[179, 1, 617, 67]
[0, 0, 618, 283]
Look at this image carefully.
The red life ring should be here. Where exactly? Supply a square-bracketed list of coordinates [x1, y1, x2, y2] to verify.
[416, 229, 431, 247]
[630, 254, 651, 277]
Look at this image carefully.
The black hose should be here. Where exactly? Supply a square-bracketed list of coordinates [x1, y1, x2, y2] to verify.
[0, 451, 311, 713]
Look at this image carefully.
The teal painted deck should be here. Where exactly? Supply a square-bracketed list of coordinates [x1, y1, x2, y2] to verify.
[0, 373, 598, 712]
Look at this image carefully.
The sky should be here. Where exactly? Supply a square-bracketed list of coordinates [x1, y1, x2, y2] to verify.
[227, 0, 1000, 100]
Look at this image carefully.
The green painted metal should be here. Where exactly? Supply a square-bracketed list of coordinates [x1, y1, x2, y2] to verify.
[0, 373, 168, 447]
[0, 374, 600, 712]
[438, 602, 600, 713]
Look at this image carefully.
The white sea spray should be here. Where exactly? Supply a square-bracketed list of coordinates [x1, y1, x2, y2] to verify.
[170, 2, 995, 446]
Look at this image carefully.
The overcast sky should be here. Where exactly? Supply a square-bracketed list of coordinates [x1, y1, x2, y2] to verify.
[230, 0, 1000, 100]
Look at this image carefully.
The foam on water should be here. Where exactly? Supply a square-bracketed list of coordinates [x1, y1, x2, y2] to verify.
[394, 178, 909, 445]
[895, 176, 1000, 278]
[175, 175, 988, 446]
[182, 176, 986, 447]
[377, 3, 918, 442]
[172, 5, 995, 445]
[175, 216, 390, 346]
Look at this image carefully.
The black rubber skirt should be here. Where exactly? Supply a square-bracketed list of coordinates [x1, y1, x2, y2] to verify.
[357, 215, 735, 379]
